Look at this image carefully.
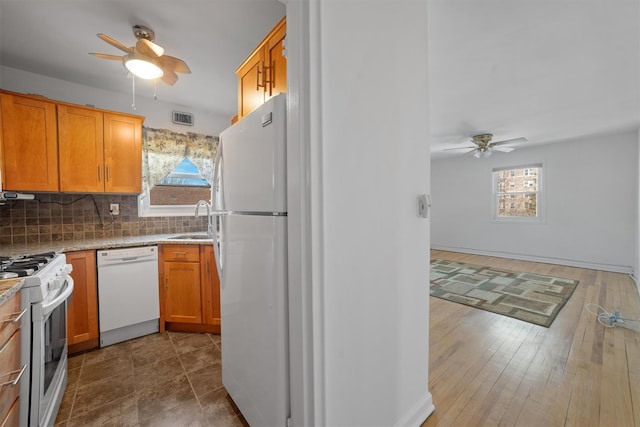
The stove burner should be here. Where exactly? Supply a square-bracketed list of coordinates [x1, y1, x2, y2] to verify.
[0, 251, 58, 277]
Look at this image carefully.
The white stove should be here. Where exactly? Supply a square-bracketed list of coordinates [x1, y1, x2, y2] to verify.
[12, 251, 74, 427]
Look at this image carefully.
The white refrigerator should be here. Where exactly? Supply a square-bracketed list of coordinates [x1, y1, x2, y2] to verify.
[213, 93, 289, 426]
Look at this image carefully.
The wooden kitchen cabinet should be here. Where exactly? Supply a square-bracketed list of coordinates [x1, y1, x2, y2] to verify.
[0, 91, 59, 191]
[103, 113, 143, 193]
[0, 89, 143, 194]
[0, 291, 26, 427]
[201, 245, 221, 331]
[236, 17, 286, 121]
[66, 250, 99, 353]
[58, 105, 142, 194]
[159, 243, 221, 334]
[159, 245, 203, 329]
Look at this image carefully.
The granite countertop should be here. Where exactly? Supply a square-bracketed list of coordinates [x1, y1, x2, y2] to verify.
[0, 278, 23, 306]
[0, 233, 216, 305]
[0, 232, 216, 258]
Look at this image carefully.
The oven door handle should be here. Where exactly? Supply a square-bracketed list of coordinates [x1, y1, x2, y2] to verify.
[42, 277, 74, 317]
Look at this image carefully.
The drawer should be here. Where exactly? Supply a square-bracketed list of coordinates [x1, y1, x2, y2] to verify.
[0, 330, 23, 425]
[0, 397, 18, 427]
[161, 245, 200, 262]
[0, 294, 24, 350]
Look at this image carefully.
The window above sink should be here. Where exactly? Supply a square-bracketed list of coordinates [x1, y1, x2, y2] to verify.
[138, 127, 218, 217]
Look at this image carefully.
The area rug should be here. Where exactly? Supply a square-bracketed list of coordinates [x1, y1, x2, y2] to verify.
[430, 259, 579, 327]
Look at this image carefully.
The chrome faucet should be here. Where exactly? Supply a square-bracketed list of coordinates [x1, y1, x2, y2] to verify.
[195, 200, 213, 236]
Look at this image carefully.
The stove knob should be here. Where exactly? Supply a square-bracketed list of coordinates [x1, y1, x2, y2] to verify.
[49, 278, 64, 290]
[63, 264, 73, 274]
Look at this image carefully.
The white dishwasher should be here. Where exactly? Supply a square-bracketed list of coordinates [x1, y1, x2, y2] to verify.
[97, 245, 160, 347]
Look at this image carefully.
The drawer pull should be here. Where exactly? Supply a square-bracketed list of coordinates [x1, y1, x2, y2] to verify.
[0, 364, 26, 387]
[3, 308, 27, 324]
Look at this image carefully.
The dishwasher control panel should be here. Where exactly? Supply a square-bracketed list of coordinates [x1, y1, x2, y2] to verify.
[97, 245, 158, 265]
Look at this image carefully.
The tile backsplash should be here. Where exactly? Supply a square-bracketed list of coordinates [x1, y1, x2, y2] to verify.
[0, 193, 207, 245]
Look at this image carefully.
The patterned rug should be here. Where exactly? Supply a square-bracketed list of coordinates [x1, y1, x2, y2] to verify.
[430, 259, 579, 327]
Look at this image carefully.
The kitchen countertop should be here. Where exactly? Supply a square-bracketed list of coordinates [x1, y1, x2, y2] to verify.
[0, 277, 23, 306]
[0, 233, 216, 304]
[0, 233, 216, 258]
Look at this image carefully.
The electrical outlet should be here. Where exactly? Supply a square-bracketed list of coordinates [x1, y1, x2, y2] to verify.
[110, 203, 120, 215]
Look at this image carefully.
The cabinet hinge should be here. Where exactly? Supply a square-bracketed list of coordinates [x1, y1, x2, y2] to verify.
[282, 37, 287, 59]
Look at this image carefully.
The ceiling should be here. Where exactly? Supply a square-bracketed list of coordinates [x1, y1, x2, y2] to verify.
[0, 0, 285, 119]
[0, 1, 638, 158]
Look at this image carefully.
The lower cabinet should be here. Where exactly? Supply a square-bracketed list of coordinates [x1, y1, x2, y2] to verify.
[66, 250, 99, 353]
[0, 292, 26, 427]
[159, 244, 221, 333]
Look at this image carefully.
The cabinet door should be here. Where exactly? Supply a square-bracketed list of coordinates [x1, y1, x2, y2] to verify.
[104, 113, 142, 194]
[163, 261, 202, 324]
[66, 250, 98, 346]
[0, 92, 59, 191]
[265, 19, 287, 101]
[237, 51, 266, 119]
[201, 245, 221, 328]
[58, 105, 104, 192]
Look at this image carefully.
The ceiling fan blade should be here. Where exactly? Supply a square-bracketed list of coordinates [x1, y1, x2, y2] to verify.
[160, 69, 178, 85]
[443, 146, 476, 151]
[136, 39, 164, 58]
[492, 137, 527, 146]
[492, 146, 515, 153]
[97, 33, 133, 54]
[160, 55, 191, 74]
[89, 53, 123, 61]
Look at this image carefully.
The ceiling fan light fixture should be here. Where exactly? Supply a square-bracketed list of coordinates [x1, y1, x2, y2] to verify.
[473, 150, 482, 159]
[123, 54, 163, 79]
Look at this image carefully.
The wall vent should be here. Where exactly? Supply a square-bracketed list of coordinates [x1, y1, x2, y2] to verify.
[172, 111, 194, 126]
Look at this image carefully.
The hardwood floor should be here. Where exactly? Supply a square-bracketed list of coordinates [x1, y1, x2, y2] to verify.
[423, 250, 640, 427]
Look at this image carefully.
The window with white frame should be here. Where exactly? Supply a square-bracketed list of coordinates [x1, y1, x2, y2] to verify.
[492, 164, 543, 221]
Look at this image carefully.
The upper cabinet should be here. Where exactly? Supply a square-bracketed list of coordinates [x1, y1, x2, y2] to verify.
[236, 17, 286, 121]
[0, 90, 144, 194]
[58, 105, 142, 193]
[0, 92, 59, 191]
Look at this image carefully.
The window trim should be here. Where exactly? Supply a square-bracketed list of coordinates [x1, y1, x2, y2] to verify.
[491, 163, 545, 223]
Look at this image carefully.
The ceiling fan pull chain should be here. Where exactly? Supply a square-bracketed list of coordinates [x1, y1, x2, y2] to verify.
[131, 75, 136, 110]
[154, 80, 158, 100]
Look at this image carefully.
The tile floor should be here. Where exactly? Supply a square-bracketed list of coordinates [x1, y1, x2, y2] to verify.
[54, 332, 248, 427]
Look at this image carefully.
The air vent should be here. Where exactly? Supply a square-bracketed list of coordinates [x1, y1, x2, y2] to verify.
[172, 111, 194, 126]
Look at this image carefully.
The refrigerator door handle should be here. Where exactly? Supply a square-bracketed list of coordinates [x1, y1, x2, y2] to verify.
[213, 213, 224, 283]
[212, 142, 224, 212]
[212, 143, 225, 282]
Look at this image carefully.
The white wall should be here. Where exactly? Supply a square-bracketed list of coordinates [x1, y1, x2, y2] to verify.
[294, 1, 434, 425]
[431, 130, 638, 273]
[636, 129, 640, 294]
[0, 65, 229, 135]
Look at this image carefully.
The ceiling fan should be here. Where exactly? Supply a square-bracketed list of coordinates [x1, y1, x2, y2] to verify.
[444, 134, 527, 158]
[90, 24, 191, 85]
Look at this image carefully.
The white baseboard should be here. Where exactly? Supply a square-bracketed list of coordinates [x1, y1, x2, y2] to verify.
[431, 245, 634, 274]
[394, 392, 435, 427]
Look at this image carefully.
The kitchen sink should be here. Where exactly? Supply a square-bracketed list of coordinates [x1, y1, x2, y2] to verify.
[169, 234, 213, 240]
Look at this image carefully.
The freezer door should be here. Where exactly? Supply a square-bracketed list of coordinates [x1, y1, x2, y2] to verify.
[220, 214, 289, 426]
[218, 93, 286, 213]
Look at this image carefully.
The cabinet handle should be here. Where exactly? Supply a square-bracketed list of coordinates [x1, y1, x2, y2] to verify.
[2, 308, 27, 324]
[98, 165, 102, 182]
[206, 259, 209, 274]
[270, 60, 276, 89]
[0, 364, 27, 387]
[172, 252, 187, 256]
[106, 165, 111, 182]
[256, 66, 264, 90]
